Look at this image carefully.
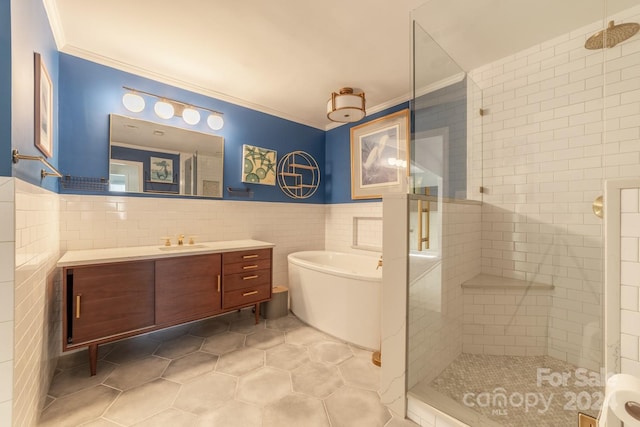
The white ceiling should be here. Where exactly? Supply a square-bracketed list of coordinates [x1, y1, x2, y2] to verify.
[44, 0, 640, 130]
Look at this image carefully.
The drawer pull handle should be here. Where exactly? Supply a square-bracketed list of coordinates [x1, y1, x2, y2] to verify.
[217, 275, 221, 292]
[243, 265, 258, 270]
[243, 254, 259, 259]
[243, 275, 259, 280]
[76, 294, 81, 319]
[243, 290, 259, 297]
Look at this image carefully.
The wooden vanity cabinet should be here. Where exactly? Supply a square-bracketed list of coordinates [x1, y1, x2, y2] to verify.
[61, 246, 273, 376]
[155, 254, 222, 325]
[222, 248, 273, 314]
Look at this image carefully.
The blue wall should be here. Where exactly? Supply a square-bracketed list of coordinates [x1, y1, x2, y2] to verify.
[324, 102, 409, 204]
[10, 0, 59, 191]
[0, 0, 10, 177]
[414, 79, 467, 198]
[58, 54, 326, 203]
[6, 12, 410, 204]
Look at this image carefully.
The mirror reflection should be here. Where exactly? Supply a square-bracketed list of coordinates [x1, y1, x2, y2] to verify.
[109, 114, 224, 197]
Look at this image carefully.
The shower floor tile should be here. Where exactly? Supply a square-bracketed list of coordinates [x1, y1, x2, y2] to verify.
[415, 353, 603, 427]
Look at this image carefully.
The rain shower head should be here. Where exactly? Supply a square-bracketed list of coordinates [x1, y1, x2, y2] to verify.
[585, 20, 640, 49]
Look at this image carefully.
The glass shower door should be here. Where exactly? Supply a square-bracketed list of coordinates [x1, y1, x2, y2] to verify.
[405, 1, 614, 425]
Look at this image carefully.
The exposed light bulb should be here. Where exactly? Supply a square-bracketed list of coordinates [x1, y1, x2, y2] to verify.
[122, 93, 145, 113]
[207, 114, 224, 130]
[182, 108, 201, 125]
[154, 100, 174, 119]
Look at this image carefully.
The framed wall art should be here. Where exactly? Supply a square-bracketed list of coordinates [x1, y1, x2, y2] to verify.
[34, 52, 53, 158]
[242, 144, 277, 185]
[350, 109, 410, 199]
[150, 157, 174, 183]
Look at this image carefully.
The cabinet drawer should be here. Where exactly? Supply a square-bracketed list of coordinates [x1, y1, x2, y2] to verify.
[223, 284, 271, 309]
[223, 248, 271, 265]
[223, 270, 271, 292]
[223, 258, 271, 275]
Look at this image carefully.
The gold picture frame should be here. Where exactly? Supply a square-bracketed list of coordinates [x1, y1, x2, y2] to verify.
[350, 109, 410, 199]
[34, 52, 53, 158]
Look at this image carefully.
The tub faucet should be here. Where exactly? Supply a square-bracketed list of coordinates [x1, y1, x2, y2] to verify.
[376, 256, 383, 270]
[178, 234, 184, 246]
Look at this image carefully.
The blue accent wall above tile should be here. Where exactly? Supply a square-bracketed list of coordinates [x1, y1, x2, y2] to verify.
[58, 54, 326, 203]
[324, 102, 409, 204]
[0, 0, 11, 177]
[8, 0, 59, 191]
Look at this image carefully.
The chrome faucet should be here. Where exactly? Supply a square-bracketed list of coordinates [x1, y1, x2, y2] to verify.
[178, 234, 184, 246]
[376, 255, 383, 270]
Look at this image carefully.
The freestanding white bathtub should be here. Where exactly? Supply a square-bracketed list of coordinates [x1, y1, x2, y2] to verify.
[287, 251, 382, 350]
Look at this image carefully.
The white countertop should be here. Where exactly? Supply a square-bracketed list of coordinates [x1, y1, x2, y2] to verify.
[57, 239, 275, 267]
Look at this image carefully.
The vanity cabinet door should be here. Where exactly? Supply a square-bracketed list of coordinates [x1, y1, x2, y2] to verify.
[155, 253, 222, 325]
[68, 261, 155, 345]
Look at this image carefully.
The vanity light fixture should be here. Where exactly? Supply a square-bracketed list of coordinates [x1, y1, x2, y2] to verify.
[206, 113, 224, 130]
[121, 86, 225, 130]
[154, 100, 174, 119]
[327, 87, 366, 123]
[182, 107, 201, 125]
[122, 92, 145, 113]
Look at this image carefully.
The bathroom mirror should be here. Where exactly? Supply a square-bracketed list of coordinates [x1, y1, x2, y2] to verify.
[109, 114, 224, 197]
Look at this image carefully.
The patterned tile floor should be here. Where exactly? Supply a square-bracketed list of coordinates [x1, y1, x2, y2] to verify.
[426, 353, 603, 427]
[39, 309, 417, 427]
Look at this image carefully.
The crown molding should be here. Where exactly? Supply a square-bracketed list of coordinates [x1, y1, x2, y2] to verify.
[59, 45, 328, 130]
[41, 5, 418, 134]
[42, 0, 66, 49]
[56, 47, 466, 134]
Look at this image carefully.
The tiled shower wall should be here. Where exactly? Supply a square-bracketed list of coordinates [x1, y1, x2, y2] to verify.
[620, 188, 640, 377]
[408, 201, 481, 389]
[11, 180, 59, 427]
[470, 4, 640, 371]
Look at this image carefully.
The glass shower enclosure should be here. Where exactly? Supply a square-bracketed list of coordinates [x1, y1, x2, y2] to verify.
[390, 0, 638, 425]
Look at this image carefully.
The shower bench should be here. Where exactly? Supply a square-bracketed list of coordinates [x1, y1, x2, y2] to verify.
[461, 273, 555, 290]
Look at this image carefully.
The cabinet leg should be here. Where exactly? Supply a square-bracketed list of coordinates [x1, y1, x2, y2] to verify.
[88, 344, 98, 376]
[254, 303, 260, 324]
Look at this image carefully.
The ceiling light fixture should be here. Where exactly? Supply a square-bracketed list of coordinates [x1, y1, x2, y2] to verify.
[327, 87, 366, 123]
[121, 86, 225, 130]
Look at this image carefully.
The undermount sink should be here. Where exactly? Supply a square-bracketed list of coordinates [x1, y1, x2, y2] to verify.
[158, 244, 208, 251]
